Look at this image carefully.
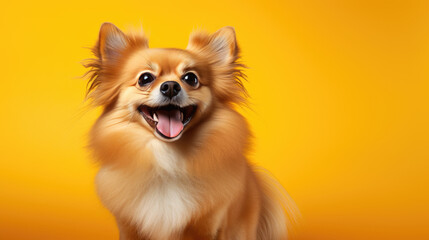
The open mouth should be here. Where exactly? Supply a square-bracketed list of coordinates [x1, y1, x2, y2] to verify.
[138, 104, 197, 140]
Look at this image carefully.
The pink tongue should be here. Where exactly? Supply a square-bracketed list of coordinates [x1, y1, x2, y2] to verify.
[156, 109, 184, 138]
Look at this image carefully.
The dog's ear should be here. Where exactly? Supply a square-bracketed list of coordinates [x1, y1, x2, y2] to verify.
[97, 22, 148, 61]
[84, 23, 149, 107]
[187, 26, 238, 64]
[98, 23, 127, 61]
[187, 27, 246, 104]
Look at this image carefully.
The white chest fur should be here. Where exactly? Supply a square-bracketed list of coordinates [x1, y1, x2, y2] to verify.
[134, 173, 197, 238]
[96, 140, 198, 239]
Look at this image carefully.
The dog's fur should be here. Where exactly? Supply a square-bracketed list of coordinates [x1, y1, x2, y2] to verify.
[83, 22, 298, 240]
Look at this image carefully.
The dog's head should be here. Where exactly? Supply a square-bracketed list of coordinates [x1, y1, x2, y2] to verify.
[84, 23, 246, 142]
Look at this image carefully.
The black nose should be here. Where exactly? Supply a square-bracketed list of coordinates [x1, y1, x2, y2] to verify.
[160, 81, 181, 98]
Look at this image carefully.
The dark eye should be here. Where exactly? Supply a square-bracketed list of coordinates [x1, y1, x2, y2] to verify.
[181, 72, 199, 87]
[138, 72, 155, 87]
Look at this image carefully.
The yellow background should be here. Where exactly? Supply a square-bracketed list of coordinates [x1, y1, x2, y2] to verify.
[1, 0, 428, 239]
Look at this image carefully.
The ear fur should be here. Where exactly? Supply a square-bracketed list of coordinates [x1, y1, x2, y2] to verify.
[187, 27, 247, 104]
[187, 26, 238, 64]
[98, 23, 129, 61]
[83, 22, 148, 106]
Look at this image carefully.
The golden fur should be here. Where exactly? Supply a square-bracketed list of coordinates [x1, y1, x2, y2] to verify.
[83, 22, 298, 240]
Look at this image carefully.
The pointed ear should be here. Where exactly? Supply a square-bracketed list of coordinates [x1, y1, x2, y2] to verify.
[187, 26, 238, 64]
[98, 22, 129, 61]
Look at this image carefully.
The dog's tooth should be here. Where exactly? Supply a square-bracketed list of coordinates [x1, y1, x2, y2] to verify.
[153, 113, 158, 122]
[180, 112, 184, 121]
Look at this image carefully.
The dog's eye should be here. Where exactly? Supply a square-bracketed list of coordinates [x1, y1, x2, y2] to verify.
[138, 72, 156, 87]
[181, 72, 199, 88]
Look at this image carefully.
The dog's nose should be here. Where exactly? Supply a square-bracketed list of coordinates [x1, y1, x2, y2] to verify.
[160, 81, 181, 98]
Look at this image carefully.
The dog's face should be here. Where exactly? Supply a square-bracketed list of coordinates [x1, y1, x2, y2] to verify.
[119, 48, 213, 141]
[85, 23, 246, 142]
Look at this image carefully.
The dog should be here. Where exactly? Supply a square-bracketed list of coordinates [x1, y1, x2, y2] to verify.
[83, 22, 298, 240]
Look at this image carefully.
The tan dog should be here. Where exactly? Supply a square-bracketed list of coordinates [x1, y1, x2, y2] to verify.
[83, 22, 298, 240]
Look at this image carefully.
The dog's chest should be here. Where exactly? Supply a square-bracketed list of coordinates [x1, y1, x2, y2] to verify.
[97, 141, 203, 237]
[134, 175, 197, 233]
[133, 142, 199, 235]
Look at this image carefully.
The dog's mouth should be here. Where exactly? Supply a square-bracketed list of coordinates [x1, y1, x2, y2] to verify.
[138, 104, 197, 140]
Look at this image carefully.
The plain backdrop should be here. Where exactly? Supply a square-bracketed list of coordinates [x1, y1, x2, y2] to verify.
[1, 0, 428, 239]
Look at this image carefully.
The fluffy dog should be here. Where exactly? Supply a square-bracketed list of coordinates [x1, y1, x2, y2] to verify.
[83, 22, 298, 240]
